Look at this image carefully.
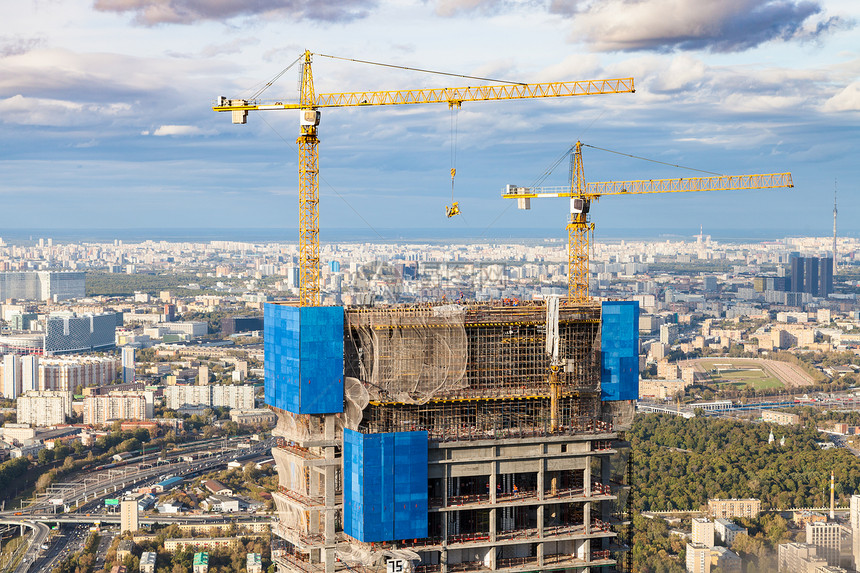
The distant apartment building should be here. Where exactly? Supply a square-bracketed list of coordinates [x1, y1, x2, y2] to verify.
[763, 410, 801, 426]
[230, 409, 276, 427]
[714, 518, 747, 546]
[2, 354, 21, 398]
[139, 552, 157, 573]
[686, 542, 711, 573]
[83, 391, 153, 426]
[779, 542, 829, 572]
[193, 552, 209, 573]
[40, 356, 119, 391]
[21, 355, 38, 393]
[121, 499, 139, 533]
[17, 390, 72, 426]
[710, 547, 742, 572]
[164, 385, 254, 410]
[164, 538, 238, 551]
[660, 323, 679, 345]
[852, 495, 860, 572]
[708, 498, 761, 519]
[657, 360, 681, 379]
[121, 347, 135, 383]
[806, 521, 849, 567]
[692, 517, 715, 548]
[0, 271, 85, 301]
[246, 553, 263, 573]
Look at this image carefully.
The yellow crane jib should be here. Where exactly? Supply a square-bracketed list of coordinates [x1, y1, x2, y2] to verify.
[502, 141, 793, 304]
[213, 51, 634, 307]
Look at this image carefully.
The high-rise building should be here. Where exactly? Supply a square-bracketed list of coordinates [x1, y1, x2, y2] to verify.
[819, 257, 834, 298]
[791, 256, 804, 294]
[120, 499, 139, 533]
[692, 517, 715, 547]
[851, 495, 860, 570]
[266, 300, 639, 573]
[806, 521, 846, 567]
[164, 385, 254, 410]
[0, 271, 85, 301]
[778, 542, 827, 572]
[122, 347, 135, 384]
[21, 355, 38, 393]
[3, 354, 21, 399]
[17, 390, 72, 426]
[197, 365, 210, 386]
[83, 391, 153, 426]
[686, 543, 711, 573]
[804, 257, 819, 296]
[40, 356, 120, 392]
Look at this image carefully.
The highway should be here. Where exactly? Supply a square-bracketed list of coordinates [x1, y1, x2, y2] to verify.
[0, 438, 274, 571]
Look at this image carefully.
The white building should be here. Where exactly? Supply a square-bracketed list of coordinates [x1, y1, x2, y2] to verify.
[2, 354, 20, 399]
[17, 390, 73, 426]
[165, 385, 254, 410]
[851, 495, 860, 570]
[21, 355, 38, 393]
[0, 271, 85, 301]
[806, 522, 847, 567]
[692, 517, 715, 548]
[83, 391, 153, 426]
[715, 518, 747, 546]
[40, 356, 120, 391]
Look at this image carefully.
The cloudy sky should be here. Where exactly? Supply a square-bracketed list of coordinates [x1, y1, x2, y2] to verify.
[2, 0, 859, 240]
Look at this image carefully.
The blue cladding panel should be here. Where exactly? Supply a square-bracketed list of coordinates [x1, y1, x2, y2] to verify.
[264, 304, 344, 414]
[343, 429, 428, 542]
[601, 301, 639, 401]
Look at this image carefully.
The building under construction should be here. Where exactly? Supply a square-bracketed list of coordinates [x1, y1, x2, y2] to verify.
[265, 298, 638, 573]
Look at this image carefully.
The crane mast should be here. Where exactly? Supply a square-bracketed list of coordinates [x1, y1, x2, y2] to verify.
[214, 51, 635, 306]
[504, 141, 794, 303]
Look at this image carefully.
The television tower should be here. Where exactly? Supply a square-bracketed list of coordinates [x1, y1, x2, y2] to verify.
[833, 179, 838, 270]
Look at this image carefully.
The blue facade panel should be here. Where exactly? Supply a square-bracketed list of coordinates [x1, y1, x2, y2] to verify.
[600, 300, 639, 401]
[343, 429, 428, 542]
[264, 303, 344, 414]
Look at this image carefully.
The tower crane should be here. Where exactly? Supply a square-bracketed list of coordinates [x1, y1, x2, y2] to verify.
[503, 141, 794, 303]
[214, 51, 635, 306]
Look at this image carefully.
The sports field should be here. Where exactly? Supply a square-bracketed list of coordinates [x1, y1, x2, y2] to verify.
[693, 359, 784, 391]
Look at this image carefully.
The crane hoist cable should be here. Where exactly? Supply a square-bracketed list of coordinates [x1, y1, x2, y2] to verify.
[446, 103, 461, 218]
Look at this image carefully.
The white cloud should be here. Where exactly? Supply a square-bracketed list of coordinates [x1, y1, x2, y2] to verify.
[0, 94, 130, 126]
[557, 0, 837, 53]
[150, 124, 213, 136]
[823, 82, 860, 111]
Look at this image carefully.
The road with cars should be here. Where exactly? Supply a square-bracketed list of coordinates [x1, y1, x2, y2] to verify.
[0, 438, 273, 572]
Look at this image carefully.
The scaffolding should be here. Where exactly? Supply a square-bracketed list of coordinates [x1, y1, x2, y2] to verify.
[345, 301, 601, 404]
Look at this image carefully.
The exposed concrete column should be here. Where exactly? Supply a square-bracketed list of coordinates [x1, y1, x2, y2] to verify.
[537, 505, 544, 538]
[537, 456, 545, 501]
[537, 540, 544, 567]
[440, 547, 448, 573]
[489, 508, 497, 542]
[489, 464, 497, 503]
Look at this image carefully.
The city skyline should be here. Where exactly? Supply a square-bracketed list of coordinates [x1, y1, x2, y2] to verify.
[3, 0, 859, 238]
